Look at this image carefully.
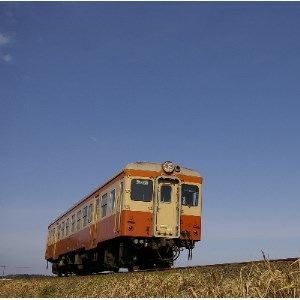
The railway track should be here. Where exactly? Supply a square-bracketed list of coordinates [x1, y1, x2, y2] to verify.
[37, 257, 299, 278]
[132, 256, 300, 274]
[2, 257, 298, 281]
[2, 257, 299, 297]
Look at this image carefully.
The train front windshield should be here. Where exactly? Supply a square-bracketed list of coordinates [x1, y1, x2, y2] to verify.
[130, 179, 153, 201]
[130, 179, 199, 207]
[181, 184, 199, 206]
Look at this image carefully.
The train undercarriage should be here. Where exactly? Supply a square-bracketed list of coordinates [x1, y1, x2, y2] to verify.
[50, 236, 195, 276]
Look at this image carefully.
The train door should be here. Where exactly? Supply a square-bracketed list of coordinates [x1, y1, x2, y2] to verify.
[114, 181, 123, 233]
[89, 202, 97, 249]
[50, 227, 57, 259]
[53, 226, 58, 259]
[154, 177, 181, 238]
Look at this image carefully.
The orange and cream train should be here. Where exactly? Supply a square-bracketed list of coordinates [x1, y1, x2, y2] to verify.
[45, 161, 202, 275]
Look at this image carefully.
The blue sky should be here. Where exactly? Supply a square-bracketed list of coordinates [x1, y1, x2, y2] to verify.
[1, 2, 300, 275]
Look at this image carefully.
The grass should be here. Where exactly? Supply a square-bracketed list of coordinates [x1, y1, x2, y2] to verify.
[1, 258, 300, 297]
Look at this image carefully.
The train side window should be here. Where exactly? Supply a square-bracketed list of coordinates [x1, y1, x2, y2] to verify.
[71, 214, 75, 232]
[77, 210, 82, 230]
[61, 221, 65, 238]
[110, 189, 116, 212]
[181, 184, 199, 207]
[66, 218, 69, 236]
[102, 193, 108, 218]
[131, 179, 153, 202]
[83, 206, 88, 227]
[88, 203, 93, 223]
[161, 185, 172, 203]
[57, 224, 61, 240]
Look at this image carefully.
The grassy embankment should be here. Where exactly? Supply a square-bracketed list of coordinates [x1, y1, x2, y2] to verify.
[1, 259, 300, 297]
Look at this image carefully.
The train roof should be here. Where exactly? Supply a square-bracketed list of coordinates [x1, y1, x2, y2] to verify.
[125, 161, 202, 177]
[48, 161, 202, 228]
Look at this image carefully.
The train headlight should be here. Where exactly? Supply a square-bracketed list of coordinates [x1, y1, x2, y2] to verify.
[162, 161, 175, 174]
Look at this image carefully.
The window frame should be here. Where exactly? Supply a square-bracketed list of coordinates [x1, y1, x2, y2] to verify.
[130, 179, 153, 202]
[110, 189, 116, 212]
[96, 197, 100, 219]
[57, 224, 61, 240]
[83, 206, 88, 227]
[61, 221, 65, 238]
[77, 210, 82, 231]
[66, 218, 69, 236]
[71, 214, 75, 232]
[160, 185, 172, 203]
[181, 184, 199, 207]
[88, 203, 93, 223]
[101, 193, 108, 218]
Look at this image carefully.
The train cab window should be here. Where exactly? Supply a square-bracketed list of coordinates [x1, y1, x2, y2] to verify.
[83, 206, 88, 227]
[161, 185, 172, 203]
[71, 214, 75, 232]
[77, 210, 82, 230]
[110, 189, 116, 212]
[181, 184, 199, 207]
[66, 218, 69, 236]
[102, 193, 108, 218]
[88, 203, 93, 223]
[131, 179, 153, 202]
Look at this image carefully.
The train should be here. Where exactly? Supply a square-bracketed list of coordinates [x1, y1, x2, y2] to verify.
[45, 161, 203, 275]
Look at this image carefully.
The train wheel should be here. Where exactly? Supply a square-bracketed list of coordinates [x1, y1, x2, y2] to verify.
[157, 261, 172, 269]
[110, 267, 119, 273]
[128, 265, 140, 272]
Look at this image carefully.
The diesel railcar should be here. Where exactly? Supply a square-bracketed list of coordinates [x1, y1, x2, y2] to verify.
[45, 161, 202, 275]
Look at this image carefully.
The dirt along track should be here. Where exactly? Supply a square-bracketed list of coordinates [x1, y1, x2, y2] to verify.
[1, 257, 300, 297]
